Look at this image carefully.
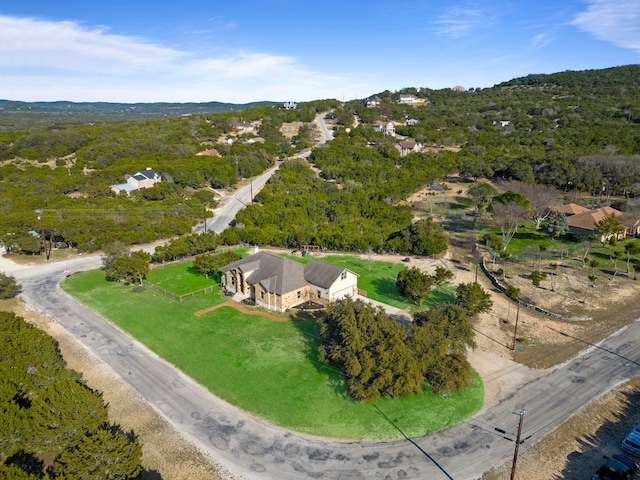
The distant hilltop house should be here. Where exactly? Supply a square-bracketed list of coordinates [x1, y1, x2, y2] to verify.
[282, 101, 297, 110]
[363, 96, 381, 107]
[398, 94, 417, 104]
[243, 137, 266, 145]
[395, 139, 423, 156]
[405, 118, 419, 126]
[493, 120, 511, 127]
[110, 167, 161, 195]
[220, 251, 358, 312]
[451, 85, 466, 92]
[372, 121, 395, 136]
[548, 203, 640, 242]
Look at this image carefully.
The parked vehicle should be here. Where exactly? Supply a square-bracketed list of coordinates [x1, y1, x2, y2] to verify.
[591, 453, 638, 480]
[622, 424, 640, 457]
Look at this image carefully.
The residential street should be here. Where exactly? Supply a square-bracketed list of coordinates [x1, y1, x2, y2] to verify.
[194, 112, 333, 235]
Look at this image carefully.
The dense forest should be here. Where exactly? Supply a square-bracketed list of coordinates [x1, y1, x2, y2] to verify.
[1, 65, 639, 256]
[0, 311, 143, 479]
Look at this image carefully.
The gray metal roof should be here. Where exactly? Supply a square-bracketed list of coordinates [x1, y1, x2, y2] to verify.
[220, 252, 307, 295]
[304, 259, 346, 289]
[220, 252, 355, 295]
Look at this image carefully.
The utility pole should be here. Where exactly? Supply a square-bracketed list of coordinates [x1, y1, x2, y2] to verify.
[35, 209, 51, 261]
[203, 202, 207, 234]
[512, 300, 521, 351]
[510, 409, 525, 480]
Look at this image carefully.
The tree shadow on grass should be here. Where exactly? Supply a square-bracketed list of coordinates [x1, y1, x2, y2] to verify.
[427, 287, 457, 306]
[288, 309, 351, 400]
[369, 277, 407, 305]
[186, 265, 204, 277]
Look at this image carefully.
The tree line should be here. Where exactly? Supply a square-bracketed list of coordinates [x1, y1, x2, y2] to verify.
[0, 311, 143, 479]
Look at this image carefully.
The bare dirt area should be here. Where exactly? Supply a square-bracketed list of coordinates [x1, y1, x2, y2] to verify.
[279, 121, 304, 139]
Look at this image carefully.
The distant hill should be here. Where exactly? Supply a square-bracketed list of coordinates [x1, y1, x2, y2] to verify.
[0, 99, 277, 115]
[0, 99, 279, 128]
[497, 64, 640, 90]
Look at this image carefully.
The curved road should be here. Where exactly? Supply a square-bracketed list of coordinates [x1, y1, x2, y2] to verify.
[8, 112, 640, 479]
[13, 261, 640, 479]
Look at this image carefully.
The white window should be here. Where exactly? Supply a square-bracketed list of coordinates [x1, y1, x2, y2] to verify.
[341, 271, 347, 280]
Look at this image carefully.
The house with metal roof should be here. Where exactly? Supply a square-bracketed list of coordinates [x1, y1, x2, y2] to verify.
[110, 167, 161, 194]
[219, 251, 358, 312]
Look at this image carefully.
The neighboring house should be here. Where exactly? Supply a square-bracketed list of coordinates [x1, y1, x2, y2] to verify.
[110, 182, 139, 195]
[405, 118, 419, 126]
[493, 120, 511, 127]
[363, 96, 381, 107]
[372, 121, 395, 136]
[128, 167, 161, 189]
[563, 206, 637, 242]
[220, 251, 358, 312]
[283, 101, 297, 110]
[395, 139, 423, 156]
[547, 203, 640, 241]
[243, 137, 266, 145]
[398, 94, 417, 104]
[547, 203, 591, 216]
[111, 167, 161, 194]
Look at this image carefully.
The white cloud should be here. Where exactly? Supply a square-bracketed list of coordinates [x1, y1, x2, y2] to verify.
[0, 15, 349, 102]
[433, 6, 485, 38]
[0, 16, 184, 73]
[571, 0, 640, 53]
[530, 33, 550, 48]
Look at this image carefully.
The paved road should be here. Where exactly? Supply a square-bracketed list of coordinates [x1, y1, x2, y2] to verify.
[195, 112, 333, 235]
[11, 252, 640, 479]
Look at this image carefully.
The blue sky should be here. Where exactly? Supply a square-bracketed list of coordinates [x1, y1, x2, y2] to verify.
[1, 0, 639, 103]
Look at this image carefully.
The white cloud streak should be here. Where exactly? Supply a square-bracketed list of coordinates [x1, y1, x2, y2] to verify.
[433, 6, 485, 38]
[0, 15, 348, 102]
[571, 0, 640, 53]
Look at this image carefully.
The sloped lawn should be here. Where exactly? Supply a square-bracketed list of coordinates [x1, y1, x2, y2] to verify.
[63, 264, 483, 440]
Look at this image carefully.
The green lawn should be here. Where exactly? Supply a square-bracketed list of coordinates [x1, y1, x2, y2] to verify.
[147, 261, 216, 295]
[63, 265, 483, 440]
[286, 254, 457, 310]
